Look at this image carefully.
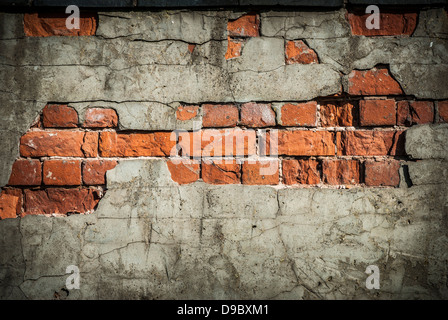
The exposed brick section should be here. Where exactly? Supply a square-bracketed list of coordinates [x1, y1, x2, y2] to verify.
[242, 161, 279, 185]
[176, 105, 199, 121]
[322, 159, 360, 185]
[83, 108, 118, 128]
[359, 99, 396, 126]
[42, 104, 78, 128]
[24, 188, 100, 215]
[348, 67, 403, 96]
[320, 102, 356, 127]
[2, 189, 23, 216]
[202, 104, 239, 128]
[397, 101, 434, 126]
[202, 160, 241, 185]
[277, 131, 335, 156]
[82, 132, 99, 157]
[83, 160, 118, 185]
[365, 160, 401, 187]
[347, 11, 418, 36]
[7, 159, 41, 187]
[227, 13, 260, 37]
[282, 159, 320, 185]
[225, 37, 244, 60]
[20, 131, 91, 157]
[285, 40, 319, 65]
[167, 160, 200, 185]
[0, 192, 19, 219]
[23, 12, 97, 37]
[280, 102, 317, 127]
[337, 130, 405, 156]
[99, 131, 175, 157]
[43, 160, 82, 186]
[200, 129, 257, 157]
[240, 103, 276, 128]
[438, 101, 448, 123]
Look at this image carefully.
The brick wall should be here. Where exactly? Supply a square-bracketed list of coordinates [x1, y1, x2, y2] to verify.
[1, 8, 447, 219]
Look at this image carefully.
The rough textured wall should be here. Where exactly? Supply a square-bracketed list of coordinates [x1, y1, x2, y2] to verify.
[0, 3, 447, 299]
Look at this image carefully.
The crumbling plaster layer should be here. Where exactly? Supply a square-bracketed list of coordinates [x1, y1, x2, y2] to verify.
[0, 157, 447, 299]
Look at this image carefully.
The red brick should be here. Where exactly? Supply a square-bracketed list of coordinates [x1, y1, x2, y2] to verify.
[359, 99, 396, 126]
[397, 101, 434, 125]
[227, 13, 260, 37]
[242, 160, 279, 185]
[176, 105, 199, 121]
[347, 11, 417, 36]
[166, 160, 200, 185]
[188, 44, 196, 53]
[82, 132, 99, 157]
[23, 12, 97, 37]
[280, 102, 317, 127]
[83, 160, 118, 185]
[282, 159, 320, 185]
[285, 40, 319, 65]
[225, 37, 244, 60]
[8, 159, 42, 186]
[438, 101, 448, 123]
[99, 131, 176, 157]
[24, 188, 100, 215]
[83, 108, 118, 128]
[365, 160, 401, 187]
[20, 131, 96, 157]
[337, 130, 405, 156]
[320, 102, 356, 127]
[348, 67, 403, 96]
[202, 160, 241, 185]
[0, 192, 19, 219]
[43, 160, 82, 186]
[42, 104, 78, 128]
[2, 188, 23, 216]
[240, 102, 276, 128]
[202, 104, 239, 128]
[322, 159, 360, 185]
[276, 130, 335, 156]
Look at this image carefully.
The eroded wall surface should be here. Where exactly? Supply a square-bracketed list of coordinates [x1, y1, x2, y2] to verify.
[0, 3, 447, 299]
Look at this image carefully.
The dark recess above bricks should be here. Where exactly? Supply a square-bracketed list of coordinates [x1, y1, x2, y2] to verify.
[2, 0, 446, 7]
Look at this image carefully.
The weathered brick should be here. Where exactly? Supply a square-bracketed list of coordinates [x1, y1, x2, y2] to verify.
[24, 188, 100, 215]
[83, 108, 118, 128]
[276, 130, 335, 156]
[43, 160, 82, 186]
[320, 102, 356, 127]
[225, 37, 244, 60]
[348, 67, 403, 96]
[202, 160, 241, 185]
[337, 130, 405, 156]
[285, 40, 319, 65]
[242, 160, 279, 185]
[438, 101, 448, 123]
[364, 160, 401, 187]
[322, 159, 360, 185]
[227, 13, 260, 37]
[167, 160, 200, 185]
[280, 102, 317, 127]
[8, 159, 42, 186]
[176, 105, 199, 121]
[83, 160, 118, 185]
[202, 104, 239, 128]
[240, 102, 276, 128]
[99, 131, 176, 157]
[282, 159, 320, 185]
[42, 104, 78, 128]
[20, 131, 95, 157]
[2, 188, 22, 216]
[347, 11, 417, 36]
[23, 12, 97, 37]
[82, 132, 99, 157]
[359, 99, 396, 126]
[0, 192, 19, 219]
[397, 101, 434, 126]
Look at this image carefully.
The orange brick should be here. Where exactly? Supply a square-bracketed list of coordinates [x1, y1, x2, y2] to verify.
[242, 160, 279, 185]
[83, 160, 118, 185]
[359, 99, 396, 126]
[43, 160, 82, 186]
[282, 159, 320, 185]
[365, 160, 401, 187]
[42, 104, 78, 128]
[83, 108, 118, 128]
[8, 159, 42, 186]
[280, 102, 317, 127]
[202, 160, 241, 184]
[322, 159, 360, 185]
